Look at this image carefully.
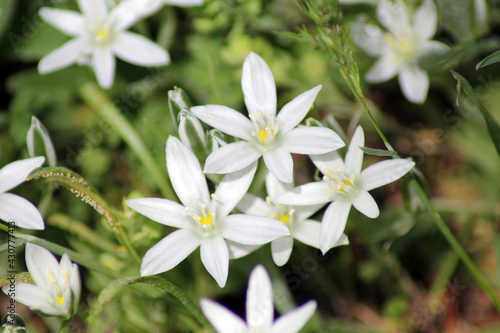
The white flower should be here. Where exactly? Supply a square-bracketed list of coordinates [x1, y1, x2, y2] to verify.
[277, 126, 415, 254]
[200, 265, 317, 333]
[351, 0, 448, 103]
[2, 243, 81, 318]
[234, 172, 348, 266]
[126, 137, 289, 287]
[0, 156, 45, 230]
[192, 52, 345, 183]
[38, 0, 170, 89]
[27, 116, 57, 167]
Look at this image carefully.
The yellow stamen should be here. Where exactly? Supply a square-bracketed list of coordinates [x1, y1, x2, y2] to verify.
[258, 129, 268, 144]
[199, 214, 213, 227]
[257, 111, 265, 117]
[46, 269, 56, 286]
[325, 169, 336, 179]
[61, 270, 69, 283]
[56, 296, 64, 305]
[278, 213, 290, 224]
[325, 189, 336, 195]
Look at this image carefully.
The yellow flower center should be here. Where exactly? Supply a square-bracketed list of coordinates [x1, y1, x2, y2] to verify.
[250, 112, 279, 147]
[199, 213, 214, 227]
[277, 213, 290, 224]
[384, 32, 419, 61]
[323, 167, 357, 196]
[56, 296, 65, 305]
[268, 197, 294, 226]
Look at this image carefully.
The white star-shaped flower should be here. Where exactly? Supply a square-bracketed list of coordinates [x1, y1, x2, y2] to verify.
[0, 156, 45, 230]
[200, 265, 317, 333]
[38, 0, 170, 88]
[351, 0, 448, 103]
[126, 137, 289, 287]
[2, 243, 81, 318]
[277, 126, 415, 254]
[192, 52, 345, 183]
[234, 172, 349, 266]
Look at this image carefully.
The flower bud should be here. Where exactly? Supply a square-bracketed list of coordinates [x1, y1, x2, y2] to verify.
[168, 87, 192, 128]
[178, 110, 207, 163]
[26, 116, 56, 167]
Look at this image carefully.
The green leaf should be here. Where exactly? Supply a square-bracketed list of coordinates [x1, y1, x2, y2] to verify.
[0, 272, 33, 288]
[360, 147, 399, 157]
[476, 50, 500, 69]
[451, 71, 500, 157]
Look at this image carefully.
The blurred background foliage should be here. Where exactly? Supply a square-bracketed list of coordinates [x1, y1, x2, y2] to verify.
[1, 0, 500, 332]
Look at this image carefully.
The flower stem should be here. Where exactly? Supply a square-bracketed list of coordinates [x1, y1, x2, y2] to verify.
[79, 83, 176, 200]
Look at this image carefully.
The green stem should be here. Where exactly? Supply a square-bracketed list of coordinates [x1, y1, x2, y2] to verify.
[79, 83, 175, 200]
[59, 317, 73, 333]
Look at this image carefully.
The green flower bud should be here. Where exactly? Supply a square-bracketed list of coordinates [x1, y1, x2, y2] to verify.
[26, 116, 56, 167]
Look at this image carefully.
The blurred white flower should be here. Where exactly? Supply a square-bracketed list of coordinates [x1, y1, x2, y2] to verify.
[234, 172, 348, 266]
[38, 0, 170, 88]
[277, 126, 415, 254]
[351, 0, 448, 103]
[0, 156, 45, 229]
[126, 137, 289, 288]
[27, 116, 56, 167]
[192, 52, 345, 183]
[2, 243, 81, 318]
[200, 265, 317, 333]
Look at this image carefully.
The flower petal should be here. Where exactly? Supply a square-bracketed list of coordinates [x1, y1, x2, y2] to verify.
[78, 0, 108, 19]
[246, 265, 274, 330]
[265, 172, 293, 199]
[309, 151, 344, 176]
[113, 32, 170, 66]
[345, 126, 364, 177]
[293, 219, 321, 248]
[200, 298, 248, 332]
[360, 158, 415, 191]
[39, 8, 85, 36]
[262, 148, 293, 183]
[320, 201, 351, 254]
[280, 126, 345, 154]
[398, 65, 429, 104]
[413, 0, 437, 40]
[91, 48, 116, 89]
[350, 23, 387, 56]
[378, 0, 411, 35]
[271, 300, 317, 333]
[365, 54, 401, 83]
[191, 105, 254, 141]
[276, 85, 322, 134]
[0, 194, 44, 230]
[352, 191, 379, 218]
[292, 204, 325, 221]
[166, 136, 210, 208]
[38, 38, 88, 74]
[125, 198, 191, 229]
[3, 283, 63, 316]
[200, 235, 229, 287]
[215, 162, 258, 217]
[276, 182, 333, 206]
[222, 215, 289, 245]
[226, 240, 261, 259]
[421, 41, 449, 56]
[140, 229, 201, 276]
[165, 0, 204, 6]
[25, 243, 60, 291]
[242, 52, 277, 117]
[111, 0, 152, 30]
[204, 141, 261, 175]
[271, 236, 293, 267]
[236, 193, 273, 216]
[0, 157, 45, 193]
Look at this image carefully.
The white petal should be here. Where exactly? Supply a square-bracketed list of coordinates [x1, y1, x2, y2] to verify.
[204, 141, 261, 174]
[0, 156, 45, 193]
[334, 234, 350, 247]
[4, 283, 64, 316]
[309, 151, 344, 176]
[292, 204, 325, 221]
[166, 136, 210, 208]
[39, 8, 85, 36]
[92, 48, 116, 89]
[280, 127, 345, 154]
[350, 23, 387, 56]
[360, 158, 415, 191]
[38, 38, 88, 74]
[78, 0, 108, 19]
[265, 172, 293, 199]
[236, 193, 273, 216]
[111, 0, 151, 30]
[125, 198, 191, 229]
[271, 300, 317, 333]
[113, 32, 170, 66]
[378, 0, 411, 35]
[276, 85, 322, 134]
[242, 52, 277, 117]
[200, 235, 229, 287]
[140, 229, 201, 276]
[246, 265, 274, 330]
[262, 148, 293, 183]
[215, 162, 258, 217]
[413, 0, 437, 40]
[365, 54, 401, 83]
[345, 126, 364, 177]
[421, 41, 449, 56]
[271, 236, 293, 267]
[164, 0, 204, 6]
[276, 182, 333, 206]
[0, 194, 44, 230]
[222, 215, 289, 245]
[352, 191, 379, 218]
[398, 65, 429, 104]
[191, 105, 254, 141]
[320, 201, 351, 254]
[293, 219, 321, 248]
[227, 241, 261, 259]
[200, 298, 248, 333]
[25, 243, 60, 291]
